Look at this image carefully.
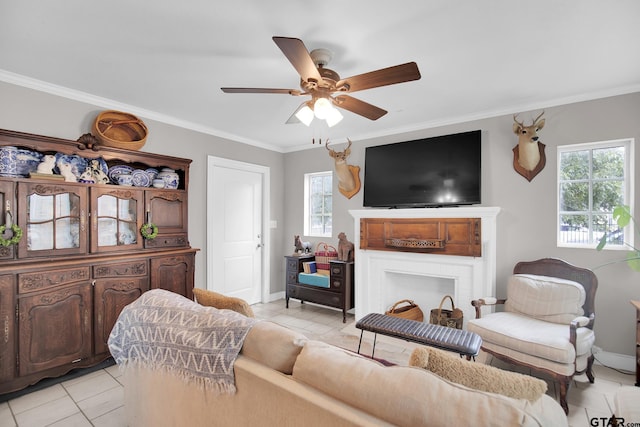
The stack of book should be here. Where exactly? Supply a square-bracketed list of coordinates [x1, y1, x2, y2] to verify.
[302, 261, 317, 274]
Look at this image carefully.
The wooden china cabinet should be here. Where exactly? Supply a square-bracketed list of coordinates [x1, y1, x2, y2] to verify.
[0, 128, 197, 395]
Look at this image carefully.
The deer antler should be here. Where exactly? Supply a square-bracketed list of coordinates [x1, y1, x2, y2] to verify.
[513, 114, 524, 127]
[533, 111, 545, 126]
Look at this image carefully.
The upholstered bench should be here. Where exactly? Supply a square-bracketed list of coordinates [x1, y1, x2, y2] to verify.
[356, 312, 482, 359]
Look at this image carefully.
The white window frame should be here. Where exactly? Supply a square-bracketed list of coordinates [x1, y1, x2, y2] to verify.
[557, 138, 634, 249]
[304, 171, 332, 238]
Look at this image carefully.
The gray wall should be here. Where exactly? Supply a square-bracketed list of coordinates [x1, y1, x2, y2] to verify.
[0, 81, 286, 300]
[2, 80, 639, 358]
[283, 92, 640, 358]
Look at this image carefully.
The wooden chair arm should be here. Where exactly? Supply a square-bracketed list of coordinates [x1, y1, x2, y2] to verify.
[471, 298, 506, 319]
[569, 313, 595, 348]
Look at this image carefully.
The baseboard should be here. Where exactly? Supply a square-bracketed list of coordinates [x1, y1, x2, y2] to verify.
[594, 350, 636, 373]
[267, 291, 285, 302]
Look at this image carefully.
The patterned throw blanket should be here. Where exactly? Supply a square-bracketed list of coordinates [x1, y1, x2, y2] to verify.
[108, 289, 258, 394]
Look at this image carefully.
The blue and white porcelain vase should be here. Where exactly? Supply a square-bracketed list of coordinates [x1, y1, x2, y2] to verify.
[157, 168, 179, 189]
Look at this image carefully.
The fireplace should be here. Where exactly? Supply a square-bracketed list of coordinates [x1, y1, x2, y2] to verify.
[349, 207, 500, 325]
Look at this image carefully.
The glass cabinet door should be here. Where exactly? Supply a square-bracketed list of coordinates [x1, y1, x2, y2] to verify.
[0, 180, 16, 260]
[17, 182, 88, 258]
[91, 188, 144, 253]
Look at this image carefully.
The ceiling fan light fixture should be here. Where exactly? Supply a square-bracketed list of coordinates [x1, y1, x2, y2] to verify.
[313, 97, 332, 120]
[295, 104, 314, 126]
[325, 107, 343, 127]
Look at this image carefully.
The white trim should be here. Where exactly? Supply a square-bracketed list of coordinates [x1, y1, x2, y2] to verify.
[556, 138, 635, 249]
[594, 350, 636, 373]
[206, 156, 271, 304]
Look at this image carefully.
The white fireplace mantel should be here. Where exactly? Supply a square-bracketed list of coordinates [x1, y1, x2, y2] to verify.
[349, 207, 501, 323]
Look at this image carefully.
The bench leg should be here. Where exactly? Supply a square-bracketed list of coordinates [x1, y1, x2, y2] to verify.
[371, 334, 378, 358]
[357, 330, 364, 354]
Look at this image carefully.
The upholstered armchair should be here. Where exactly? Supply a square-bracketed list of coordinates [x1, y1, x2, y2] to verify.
[468, 258, 598, 414]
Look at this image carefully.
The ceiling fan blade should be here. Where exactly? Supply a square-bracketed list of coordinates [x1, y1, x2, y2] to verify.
[221, 87, 302, 95]
[333, 95, 387, 120]
[272, 36, 322, 84]
[336, 62, 421, 93]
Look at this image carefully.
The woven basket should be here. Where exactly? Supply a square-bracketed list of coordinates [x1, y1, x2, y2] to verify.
[385, 299, 424, 322]
[429, 295, 463, 329]
[92, 110, 148, 150]
[315, 242, 338, 271]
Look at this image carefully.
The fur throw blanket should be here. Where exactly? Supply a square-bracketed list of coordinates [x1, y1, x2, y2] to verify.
[108, 289, 258, 394]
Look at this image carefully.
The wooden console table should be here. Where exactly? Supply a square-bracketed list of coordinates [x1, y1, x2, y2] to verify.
[285, 255, 354, 322]
[632, 300, 640, 386]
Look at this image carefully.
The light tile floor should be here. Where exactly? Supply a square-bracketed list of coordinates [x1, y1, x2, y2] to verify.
[0, 299, 635, 426]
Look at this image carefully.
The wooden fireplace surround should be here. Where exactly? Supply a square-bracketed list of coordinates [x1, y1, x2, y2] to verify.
[359, 217, 481, 257]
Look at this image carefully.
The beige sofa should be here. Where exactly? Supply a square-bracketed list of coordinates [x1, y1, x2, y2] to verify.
[115, 309, 567, 426]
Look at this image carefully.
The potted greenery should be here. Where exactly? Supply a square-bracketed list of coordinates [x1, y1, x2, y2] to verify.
[596, 205, 640, 271]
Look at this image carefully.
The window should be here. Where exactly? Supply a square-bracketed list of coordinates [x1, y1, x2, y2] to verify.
[304, 171, 332, 237]
[557, 138, 634, 248]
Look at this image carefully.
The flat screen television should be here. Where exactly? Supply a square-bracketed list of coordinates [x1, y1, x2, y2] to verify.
[363, 130, 481, 208]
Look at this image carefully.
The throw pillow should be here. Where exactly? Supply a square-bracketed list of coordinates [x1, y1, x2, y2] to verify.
[193, 288, 255, 317]
[409, 347, 547, 402]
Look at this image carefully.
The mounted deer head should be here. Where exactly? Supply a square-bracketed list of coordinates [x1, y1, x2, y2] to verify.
[512, 111, 546, 181]
[326, 139, 361, 199]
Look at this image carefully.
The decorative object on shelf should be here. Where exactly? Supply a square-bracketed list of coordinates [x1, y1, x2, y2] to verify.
[58, 162, 77, 182]
[152, 178, 165, 188]
[140, 222, 158, 240]
[78, 167, 95, 183]
[131, 169, 151, 187]
[429, 295, 463, 329]
[15, 149, 44, 176]
[89, 159, 110, 184]
[326, 139, 360, 199]
[512, 111, 546, 182]
[294, 234, 312, 254]
[385, 299, 424, 322]
[157, 167, 179, 189]
[92, 110, 148, 150]
[0, 146, 19, 177]
[117, 173, 133, 186]
[315, 242, 338, 271]
[145, 168, 159, 181]
[337, 232, 354, 261]
[36, 155, 56, 174]
[107, 164, 135, 184]
[55, 154, 107, 181]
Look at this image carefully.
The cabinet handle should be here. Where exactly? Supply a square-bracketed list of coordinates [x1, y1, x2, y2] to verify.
[81, 209, 87, 232]
[3, 315, 8, 344]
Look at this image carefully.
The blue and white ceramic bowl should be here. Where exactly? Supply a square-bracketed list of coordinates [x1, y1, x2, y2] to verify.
[117, 173, 133, 186]
[145, 168, 159, 181]
[131, 169, 151, 187]
[107, 165, 135, 184]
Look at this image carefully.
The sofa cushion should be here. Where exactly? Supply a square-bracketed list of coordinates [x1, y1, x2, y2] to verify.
[505, 274, 585, 324]
[467, 312, 595, 363]
[241, 321, 307, 374]
[292, 340, 558, 427]
[193, 288, 255, 318]
[408, 347, 547, 401]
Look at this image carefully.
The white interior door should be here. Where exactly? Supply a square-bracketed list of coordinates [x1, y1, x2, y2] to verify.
[207, 157, 269, 304]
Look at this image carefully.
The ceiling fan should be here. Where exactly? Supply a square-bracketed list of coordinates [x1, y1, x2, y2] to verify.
[221, 36, 421, 127]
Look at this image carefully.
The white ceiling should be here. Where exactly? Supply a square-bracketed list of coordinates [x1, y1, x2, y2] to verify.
[1, 1, 639, 152]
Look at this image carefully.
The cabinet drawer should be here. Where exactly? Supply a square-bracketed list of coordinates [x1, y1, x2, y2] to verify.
[144, 233, 189, 248]
[287, 284, 342, 308]
[18, 267, 91, 294]
[93, 260, 148, 278]
[287, 258, 300, 272]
